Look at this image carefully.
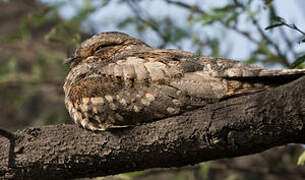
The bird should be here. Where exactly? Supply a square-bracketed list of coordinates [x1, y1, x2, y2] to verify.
[64, 31, 305, 131]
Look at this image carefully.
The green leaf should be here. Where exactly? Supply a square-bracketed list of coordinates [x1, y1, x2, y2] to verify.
[200, 162, 211, 180]
[247, 0, 253, 5]
[265, 23, 285, 30]
[264, 0, 273, 5]
[225, 174, 240, 180]
[290, 54, 305, 68]
[117, 18, 136, 28]
[214, 4, 238, 13]
[69, 1, 96, 28]
[271, 16, 285, 23]
[298, 151, 305, 165]
[224, 12, 239, 26]
[101, 0, 111, 6]
[198, 13, 227, 25]
[171, 28, 189, 43]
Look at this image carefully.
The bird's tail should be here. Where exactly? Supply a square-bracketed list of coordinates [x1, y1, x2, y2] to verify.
[221, 68, 305, 97]
[254, 69, 305, 77]
[219, 67, 305, 79]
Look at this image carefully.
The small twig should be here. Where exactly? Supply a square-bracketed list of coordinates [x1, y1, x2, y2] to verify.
[269, 5, 294, 57]
[126, 0, 169, 48]
[165, 1, 257, 42]
[0, 128, 15, 140]
[232, 1, 290, 66]
[229, 24, 259, 44]
[165, 0, 291, 66]
[0, 128, 16, 168]
[164, 1, 260, 45]
[232, 0, 244, 7]
[166, 0, 207, 15]
[283, 23, 305, 36]
[252, 18, 290, 66]
[233, 2, 290, 66]
[279, 28, 294, 52]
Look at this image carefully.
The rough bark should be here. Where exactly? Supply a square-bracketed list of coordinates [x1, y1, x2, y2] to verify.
[1, 76, 305, 180]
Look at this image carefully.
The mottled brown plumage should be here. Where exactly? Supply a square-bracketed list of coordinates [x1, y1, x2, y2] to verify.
[64, 31, 305, 131]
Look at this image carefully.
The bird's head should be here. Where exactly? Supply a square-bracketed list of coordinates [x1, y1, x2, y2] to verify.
[65, 31, 150, 68]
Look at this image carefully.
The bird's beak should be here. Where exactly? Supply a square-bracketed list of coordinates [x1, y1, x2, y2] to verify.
[64, 57, 81, 65]
[65, 57, 74, 65]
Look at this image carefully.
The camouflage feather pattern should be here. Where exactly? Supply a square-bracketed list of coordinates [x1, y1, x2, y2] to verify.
[64, 32, 305, 131]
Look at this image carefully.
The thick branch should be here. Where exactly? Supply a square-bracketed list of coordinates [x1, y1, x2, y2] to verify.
[1, 76, 305, 179]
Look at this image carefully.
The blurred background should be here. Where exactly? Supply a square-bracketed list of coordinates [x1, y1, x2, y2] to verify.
[0, 0, 305, 179]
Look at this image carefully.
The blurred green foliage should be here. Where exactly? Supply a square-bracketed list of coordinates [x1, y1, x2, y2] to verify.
[297, 151, 305, 165]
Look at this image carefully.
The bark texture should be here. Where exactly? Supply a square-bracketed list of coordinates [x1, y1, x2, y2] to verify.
[1, 76, 305, 180]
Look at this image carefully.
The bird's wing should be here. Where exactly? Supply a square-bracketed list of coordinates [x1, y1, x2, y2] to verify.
[112, 49, 305, 100]
[65, 52, 230, 130]
[145, 49, 305, 78]
[140, 49, 305, 97]
[195, 56, 305, 78]
[184, 55, 305, 96]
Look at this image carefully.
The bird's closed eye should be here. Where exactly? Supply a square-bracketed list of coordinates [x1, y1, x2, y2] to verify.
[95, 43, 118, 52]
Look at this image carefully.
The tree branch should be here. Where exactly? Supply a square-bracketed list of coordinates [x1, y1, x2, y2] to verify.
[0, 129, 15, 140]
[1, 76, 305, 179]
[165, 1, 291, 67]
